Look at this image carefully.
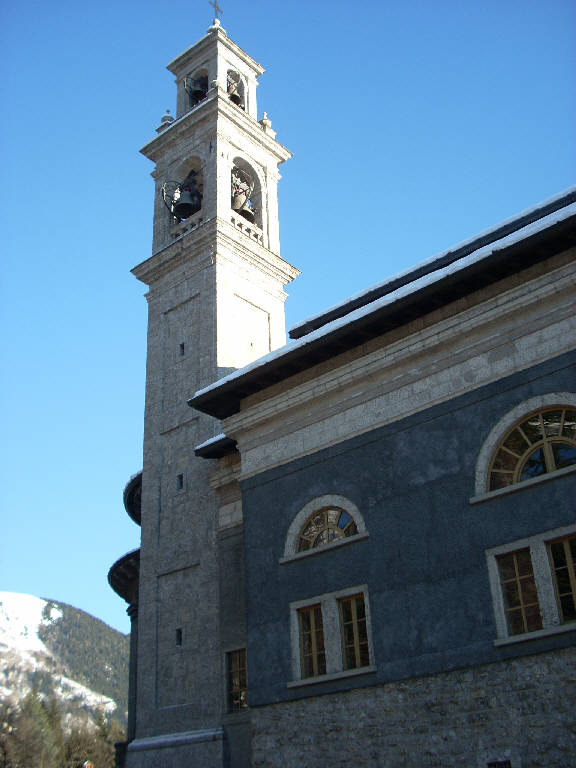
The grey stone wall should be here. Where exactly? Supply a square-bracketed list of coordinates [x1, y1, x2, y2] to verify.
[251, 647, 575, 768]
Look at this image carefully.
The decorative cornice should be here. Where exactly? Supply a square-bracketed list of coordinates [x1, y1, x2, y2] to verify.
[132, 217, 299, 290]
[190, 216, 576, 420]
[166, 26, 264, 79]
[140, 94, 218, 162]
[224, 260, 576, 478]
[140, 90, 291, 165]
[215, 223, 300, 287]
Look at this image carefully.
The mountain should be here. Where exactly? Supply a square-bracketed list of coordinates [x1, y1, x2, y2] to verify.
[0, 592, 129, 730]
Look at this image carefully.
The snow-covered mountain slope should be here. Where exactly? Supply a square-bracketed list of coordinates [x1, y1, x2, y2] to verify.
[0, 592, 128, 728]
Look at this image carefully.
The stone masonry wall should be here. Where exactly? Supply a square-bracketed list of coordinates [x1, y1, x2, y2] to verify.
[251, 648, 575, 768]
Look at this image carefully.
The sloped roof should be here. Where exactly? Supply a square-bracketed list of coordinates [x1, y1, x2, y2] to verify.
[189, 189, 576, 421]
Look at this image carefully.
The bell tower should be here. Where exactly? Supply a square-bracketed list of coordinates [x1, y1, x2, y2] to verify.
[126, 19, 298, 768]
[140, 18, 296, 380]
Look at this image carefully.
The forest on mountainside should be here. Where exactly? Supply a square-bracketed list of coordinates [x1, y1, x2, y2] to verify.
[0, 690, 124, 768]
[38, 601, 129, 721]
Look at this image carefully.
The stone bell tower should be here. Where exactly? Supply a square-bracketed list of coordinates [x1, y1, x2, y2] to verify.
[122, 19, 298, 768]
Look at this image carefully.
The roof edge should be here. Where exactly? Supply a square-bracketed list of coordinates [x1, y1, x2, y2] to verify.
[289, 186, 576, 340]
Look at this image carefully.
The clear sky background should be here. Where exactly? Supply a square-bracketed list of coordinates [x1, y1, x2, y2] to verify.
[1, 0, 574, 634]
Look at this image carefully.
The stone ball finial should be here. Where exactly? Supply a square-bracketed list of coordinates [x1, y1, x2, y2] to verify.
[156, 109, 175, 133]
[259, 112, 277, 138]
[208, 18, 227, 35]
[260, 112, 272, 129]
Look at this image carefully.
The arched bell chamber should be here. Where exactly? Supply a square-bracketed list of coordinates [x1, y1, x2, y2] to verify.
[231, 167, 255, 223]
[162, 171, 202, 221]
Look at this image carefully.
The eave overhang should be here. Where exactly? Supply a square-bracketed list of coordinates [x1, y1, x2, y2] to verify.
[166, 24, 265, 80]
[195, 435, 238, 459]
[289, 187, 576, 340]
[188, 204, 576, 421]
[140, 88, 291, 166]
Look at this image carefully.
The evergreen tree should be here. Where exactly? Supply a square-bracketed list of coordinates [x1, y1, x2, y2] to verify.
[1, 694, 124, 768]
[63, 726, 97, 768]
[4, 690, 63, 768]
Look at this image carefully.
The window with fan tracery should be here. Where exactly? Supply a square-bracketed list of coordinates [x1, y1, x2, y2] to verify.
[297, 506, 358, 552]
[487, 407, 576, 491]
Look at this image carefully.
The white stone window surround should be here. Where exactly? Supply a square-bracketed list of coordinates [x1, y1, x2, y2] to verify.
[280, 494, 368, 564]
[287, 584, 376, 688]
[486, 523, 576, 646]
[471, 392, 576, 504]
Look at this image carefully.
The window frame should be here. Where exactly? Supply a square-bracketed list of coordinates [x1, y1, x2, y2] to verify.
[471, 393, 576, 503]
[281, 494, 368, 564]
[225, 648, 248, 712]
[297, 603, 326, 679]
[288, 585, 376, 688]
[486, 524, 576, 646]
[548, 534, 576, 623]
[338, 593, 370, 671]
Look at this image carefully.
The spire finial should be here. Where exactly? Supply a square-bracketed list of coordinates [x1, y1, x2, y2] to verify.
[209, 0, 223, 22]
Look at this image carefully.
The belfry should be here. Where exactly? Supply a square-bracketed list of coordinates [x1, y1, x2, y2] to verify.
[110, 13, 576, 768]
[109, 17, 298, 768]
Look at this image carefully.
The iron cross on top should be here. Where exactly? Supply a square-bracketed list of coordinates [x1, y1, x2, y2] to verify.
[210, 0, 223, 20]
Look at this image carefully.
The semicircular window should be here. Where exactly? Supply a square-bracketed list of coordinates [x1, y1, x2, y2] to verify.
[488, 407, 576, 491]
[297, 507, 358, 552]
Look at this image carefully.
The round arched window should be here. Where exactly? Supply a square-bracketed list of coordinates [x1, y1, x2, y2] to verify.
[297, 507, 358, 552]
[488, 407, 576, 491]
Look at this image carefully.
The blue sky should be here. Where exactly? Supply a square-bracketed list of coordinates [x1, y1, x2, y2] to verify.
[1, 0, 574, 634]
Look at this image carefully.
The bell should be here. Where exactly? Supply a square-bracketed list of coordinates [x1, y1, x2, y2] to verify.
[239, 206, 255, 223]
[172, 186, 201, 219]
[187, 76, 208, 107]
[231, 190, 248, 211]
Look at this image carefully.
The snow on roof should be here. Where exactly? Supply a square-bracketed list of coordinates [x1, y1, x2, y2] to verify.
[191, 199, 576, 404]
[290, 186, 576, 338]
[194, 433, 227, 452]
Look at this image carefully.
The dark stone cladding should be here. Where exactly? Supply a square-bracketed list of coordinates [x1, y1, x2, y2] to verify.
[240, 350, 576, 707]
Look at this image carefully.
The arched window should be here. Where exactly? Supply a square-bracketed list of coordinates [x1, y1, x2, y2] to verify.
[297, 507, 357, 551]
[227, 69, 245, 109]
[231, 157, 262, 228]
[184, 68, 208, 109]
[488, 406, 576, 491]
[283, 494, 367, 561]
[162, 157, 204, 222]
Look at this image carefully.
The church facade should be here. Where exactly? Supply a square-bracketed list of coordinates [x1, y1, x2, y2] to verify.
[109, 20, 576, 768]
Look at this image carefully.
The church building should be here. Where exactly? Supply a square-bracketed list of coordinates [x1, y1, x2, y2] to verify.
[109, 18, 576, 768]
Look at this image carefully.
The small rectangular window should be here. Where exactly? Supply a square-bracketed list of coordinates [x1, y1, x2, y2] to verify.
[176, 473, 184, 490]
[179, 342, 185, 356]
[227, 649, 248, 711]
[298, 604, 326, 678]
[338, 594, 370, 670]
[496, 548, 542, 635]
[487, 761, 512, 768]
[175, 628, 183, 646]
[548, 535, 576, 623]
